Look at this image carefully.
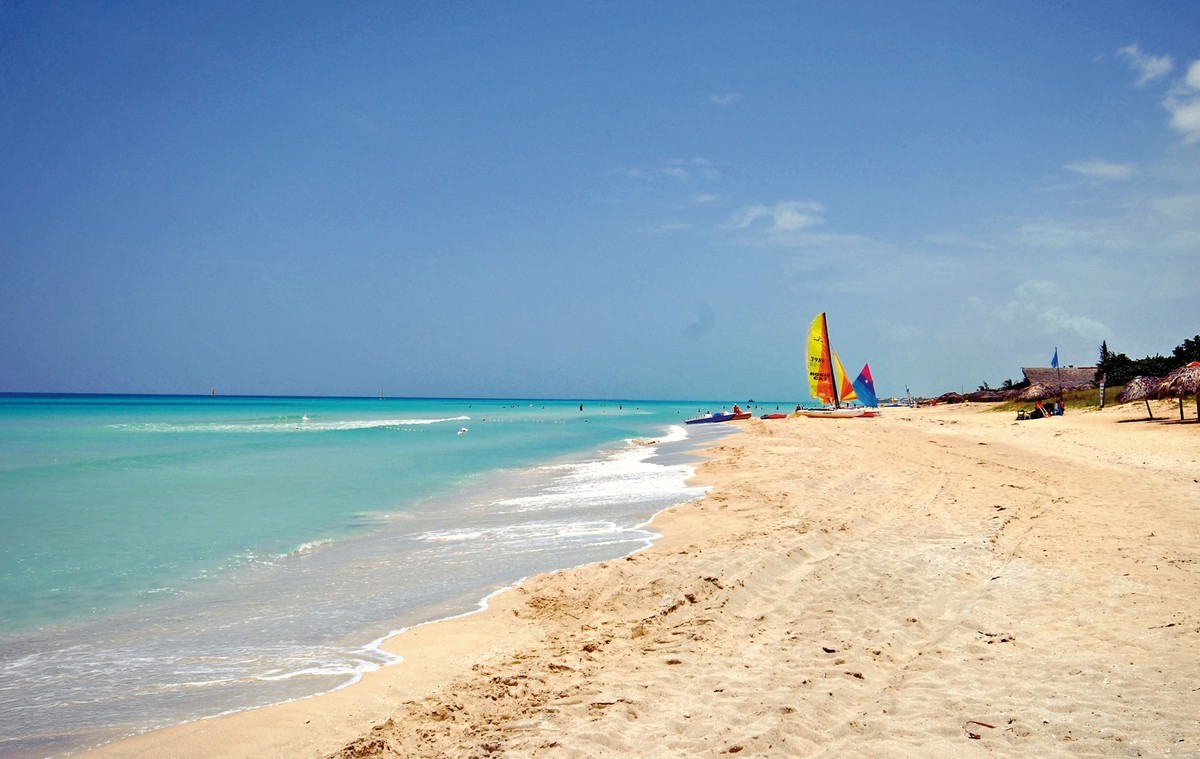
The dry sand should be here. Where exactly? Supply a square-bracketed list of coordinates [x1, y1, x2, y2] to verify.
[88, 402, 1200, 758]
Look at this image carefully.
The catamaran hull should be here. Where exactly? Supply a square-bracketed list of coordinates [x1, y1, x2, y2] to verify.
[799, 407, 877, 418]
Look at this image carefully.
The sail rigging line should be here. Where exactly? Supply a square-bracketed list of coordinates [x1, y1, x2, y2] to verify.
[823, 314, 840, 409]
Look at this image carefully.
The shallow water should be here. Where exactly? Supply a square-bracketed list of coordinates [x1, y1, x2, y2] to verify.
[0, 395, 738, 756]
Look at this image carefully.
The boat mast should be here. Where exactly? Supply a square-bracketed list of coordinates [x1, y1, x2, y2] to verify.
[820, 312, 841, 409]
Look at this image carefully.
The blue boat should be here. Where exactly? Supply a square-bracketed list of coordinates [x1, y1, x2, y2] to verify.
[684, 410, 751, 424]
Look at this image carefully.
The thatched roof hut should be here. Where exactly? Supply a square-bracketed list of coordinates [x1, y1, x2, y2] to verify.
[1019, 383, 1057, 402]
[937, 392, 964, 404]
[1021, 366, 1097, 392]
[965, 390, 1006, 403]
[1116, 375, 1162, 419]
[1157, 361, 1200, 420]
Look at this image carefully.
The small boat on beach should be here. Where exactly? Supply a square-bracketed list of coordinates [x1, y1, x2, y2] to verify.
[760, 413, 788, 419]
[805, 312, 878, 419]
[684, 411, 752, 424]
[685, 406, 753, 424]
[798, 407, 870, 419]
[795, 402, 882, 419]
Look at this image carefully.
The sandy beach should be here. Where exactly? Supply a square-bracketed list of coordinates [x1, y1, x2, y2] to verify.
[87, 402, 1200, 758]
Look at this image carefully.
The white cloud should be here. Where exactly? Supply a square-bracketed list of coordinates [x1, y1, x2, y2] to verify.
[1064, 160, 1136, 181]
[1164, 60, 1200, 143]
[731, 200, 825, 232]
[1034, 306, 1109, 340]
[1117, 43, 1173, 86]
[1015, 279, 1062, 300]
[707, 92, 741, 106]
[975, 279, 1110, 343]
[683, 157, 717, 174]
[664, 158, 717, 180]
[693, 194, 717, 204]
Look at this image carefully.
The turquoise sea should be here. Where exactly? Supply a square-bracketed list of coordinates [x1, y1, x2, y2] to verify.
[0, 394, 762, 756]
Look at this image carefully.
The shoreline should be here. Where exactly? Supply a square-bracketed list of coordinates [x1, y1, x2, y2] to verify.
[79, 464, 714, 759]
[86, 403, 1199, 757]
[61, 423, 719, 758]
[0, 400, 721, 759]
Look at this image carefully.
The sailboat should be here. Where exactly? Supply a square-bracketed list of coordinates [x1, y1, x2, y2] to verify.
[800, 312, 879, 418]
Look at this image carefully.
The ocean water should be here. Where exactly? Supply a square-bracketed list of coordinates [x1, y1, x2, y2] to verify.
[0, 394, 745, 757]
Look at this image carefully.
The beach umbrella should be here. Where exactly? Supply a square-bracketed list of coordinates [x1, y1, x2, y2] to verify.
[1116, 375, 1162, 420]
[1157, 361, 1200, 421]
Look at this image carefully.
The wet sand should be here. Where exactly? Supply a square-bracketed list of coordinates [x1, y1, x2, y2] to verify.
[88, 402, 1200, 757]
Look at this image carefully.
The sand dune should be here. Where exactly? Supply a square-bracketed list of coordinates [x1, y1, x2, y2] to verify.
[89, 402, 1200, 758]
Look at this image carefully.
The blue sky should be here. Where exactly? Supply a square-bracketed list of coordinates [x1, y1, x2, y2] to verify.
[2, 2, 1198, 400]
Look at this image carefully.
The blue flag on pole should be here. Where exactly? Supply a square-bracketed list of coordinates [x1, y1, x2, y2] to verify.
[1051, 348, 1059, 369]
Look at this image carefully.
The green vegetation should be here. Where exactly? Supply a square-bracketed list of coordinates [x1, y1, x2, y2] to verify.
[977, 377, 1029, 393]
[1096, 336, 1200, 386]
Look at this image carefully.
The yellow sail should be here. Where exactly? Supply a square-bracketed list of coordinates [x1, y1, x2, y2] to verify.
[806, 313, 836, 404]
[834, 352, 858, 402]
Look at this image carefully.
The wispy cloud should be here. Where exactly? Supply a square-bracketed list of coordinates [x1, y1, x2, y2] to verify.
[974, 279, 1110, 343]
[1117, 43, 1173, 86]
[730, 200, 825, 233]
[693, 194, 718, 204]
[617, 158, 718, 181]
[958, 166, 1199, 283]
[925, 230, 996, 250]
[1165, 59, 1200, 143]
[1147, 193, 1200, 250]
[1150, 192, 1200, 226]
[1015, 279, 1061, 301]
[1064, 159, 1136, 181]
[1112, 46, 1200, 144]
[726, 202, 899, 287]
[663, 158, 717, 180]
[647, 222, 693, 233]
[707, 92, 741, 106]
[1005, 218, 1120, 251]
